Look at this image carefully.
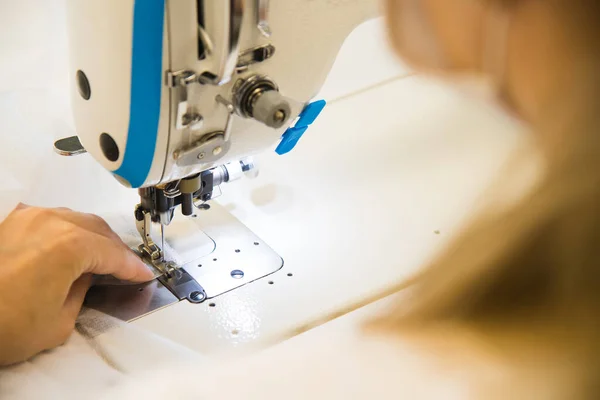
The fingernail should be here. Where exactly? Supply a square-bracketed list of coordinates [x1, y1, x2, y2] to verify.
[141, 264, 156, 280]
[128, 253, 155, 280]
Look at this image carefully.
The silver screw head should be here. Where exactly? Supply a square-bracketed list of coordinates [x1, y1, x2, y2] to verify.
[189, 291, 206, 303]
[273, 109, 286, 123]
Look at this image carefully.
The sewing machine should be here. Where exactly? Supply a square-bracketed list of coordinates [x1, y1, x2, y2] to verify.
[54, 0, 379, 320]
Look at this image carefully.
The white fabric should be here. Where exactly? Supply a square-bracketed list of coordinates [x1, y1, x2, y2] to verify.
[0, 332, 122, 400]
[0, 308, 208, 399]
[0, 309, 471, 400]
[104, 329, 469, 400]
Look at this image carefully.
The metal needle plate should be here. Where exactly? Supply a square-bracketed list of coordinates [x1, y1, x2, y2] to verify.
[85, 202, 283, 321]
[84, 280, 177, 322]
[183, 202, 284, 299]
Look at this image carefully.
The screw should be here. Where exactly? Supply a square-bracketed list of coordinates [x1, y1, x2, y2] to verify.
[182, 114, 191, 125]
[179, 71, 196, 86]
[197, 152, 206, 160]
[212, 146, 223, 156]
[134, 206, 144, 221]
[182, 112, 203, 130]
[273, 109, 286, 123]
[164, 263, 176, 278]
[189, 291, 206, 303]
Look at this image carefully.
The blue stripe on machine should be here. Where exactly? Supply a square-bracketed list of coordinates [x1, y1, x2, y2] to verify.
[114, 0, 166, 188]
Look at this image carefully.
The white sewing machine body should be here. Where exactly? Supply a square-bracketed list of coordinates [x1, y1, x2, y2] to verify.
[64, 0, 378, 188]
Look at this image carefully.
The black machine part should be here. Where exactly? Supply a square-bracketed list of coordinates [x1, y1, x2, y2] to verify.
[136, 166, 231, 225]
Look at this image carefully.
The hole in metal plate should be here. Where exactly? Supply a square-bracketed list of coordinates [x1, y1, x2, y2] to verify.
[231, 270, 244, 279]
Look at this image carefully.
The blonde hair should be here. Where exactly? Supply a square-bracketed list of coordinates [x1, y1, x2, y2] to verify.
[374, 1, 600, 397]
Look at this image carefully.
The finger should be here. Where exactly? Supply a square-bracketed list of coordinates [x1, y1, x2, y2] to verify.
[49, 210, 133, 255]
[72, 231, 155, 283]
[51, 209, 121, 241]
[62, 274, 92, 323]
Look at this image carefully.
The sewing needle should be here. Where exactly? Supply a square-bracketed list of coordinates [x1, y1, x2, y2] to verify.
[161, 223, 165, 261]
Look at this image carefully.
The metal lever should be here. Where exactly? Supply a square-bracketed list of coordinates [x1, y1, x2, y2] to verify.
[216, 95, 235, 142]
[199, 0, 244, 86]
[54, 136, 87, 156]
[257, 0, 271, 37]
[166, 70, 204, 131]
[135, 208, 163, 262]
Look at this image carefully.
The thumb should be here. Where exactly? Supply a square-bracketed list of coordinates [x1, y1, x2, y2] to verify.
[62, 274, 93, 322]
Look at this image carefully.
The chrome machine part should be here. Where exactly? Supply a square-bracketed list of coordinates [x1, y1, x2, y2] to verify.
[232, 75, 291, 129]
[85, 201, 282, 321]
[53, 136, 87, 156]
[134, 203, 209, 306]
[136, 159, 258, 232]
[166, 70, 205, 132]
[197, 0, 245, 85]
[178, 110, 204, 131]
[256, 0, 272, 37]
[135, 248, 208, 305]
[174, 131, 231, 167]
[135, 206, 163, 262]
[223, 159, 243, 183]
[84, 280, 179, 322]
[215, 95, 236, 142]
[163, 180, 182, 198]
[182, 201, 283, 299]
[240, 157, 259, 179]
[159, 266, 207, 304]
[236, 44, 276, 72]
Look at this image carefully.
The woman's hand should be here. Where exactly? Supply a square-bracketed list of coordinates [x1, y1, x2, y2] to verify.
[0, 205, 154, 366]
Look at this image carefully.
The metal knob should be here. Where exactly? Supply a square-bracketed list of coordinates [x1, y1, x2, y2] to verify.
[233, 75, 291, 129]
[251, 90, 291, 128]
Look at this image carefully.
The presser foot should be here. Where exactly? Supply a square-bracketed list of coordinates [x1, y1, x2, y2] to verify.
[136, 244, 208, 304]
[135, 207, 164, 263]
[134, 206, 208, 303]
